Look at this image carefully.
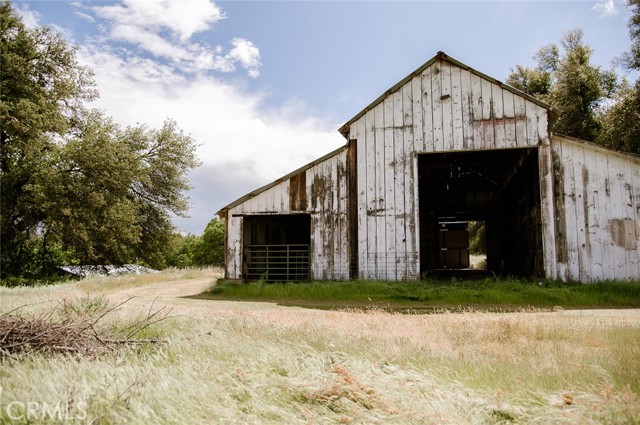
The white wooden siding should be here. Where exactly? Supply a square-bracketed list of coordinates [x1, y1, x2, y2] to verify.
[550, 136, 640, 282]
[224, 149, 349, 280]
[348, 59, 550, 280]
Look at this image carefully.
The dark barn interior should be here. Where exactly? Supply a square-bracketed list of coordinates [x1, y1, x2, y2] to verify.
[242, 214, 311, 281]
[418, 148, 544, 278]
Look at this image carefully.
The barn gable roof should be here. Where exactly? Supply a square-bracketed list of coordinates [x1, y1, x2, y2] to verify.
[216, 145, 348, 216]
[217, 51, 564, 218]
[338, 51, 561, 138]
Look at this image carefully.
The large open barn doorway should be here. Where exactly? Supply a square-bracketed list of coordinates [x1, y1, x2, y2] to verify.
[242, 214, 311, 282]
[418, 148, 544, 278]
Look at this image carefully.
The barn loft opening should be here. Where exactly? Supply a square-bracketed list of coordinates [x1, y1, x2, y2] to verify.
[418, 148, 544, 278]
[242, 214, 311, 282]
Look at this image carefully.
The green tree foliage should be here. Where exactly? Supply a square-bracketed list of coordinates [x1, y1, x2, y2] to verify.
[598, 80, 640, 154]
[165, 218, 225, 268]
[1, 3, 199, 277]
[507, 29, 616, 141]
[192, 218, 225, 266]
[621, 0, 640, 70]
[468, 221, 486, 255]
[1, 1, 96, 276]
[165, 233, 200, 268]
[597, 1, 640, 154]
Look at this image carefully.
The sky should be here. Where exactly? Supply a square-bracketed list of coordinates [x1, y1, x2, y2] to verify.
[14, 0, 634, 234]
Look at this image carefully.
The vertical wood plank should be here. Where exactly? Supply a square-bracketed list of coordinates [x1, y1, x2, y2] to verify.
[571, 143, 590, 282]
[441, 61, 453, 151]
[226, 214, 240, 279]
[310, 164, 322, 279]
[365, 110, 377, 278]
[492, 84, 505, 149]
[421, 66, 434, 152]
[514, 95, 527, 147]
[355, 119, 369, 279]
[597, 149, 614, 279]
[460, 69, 473, 149]
[608, 154, 628, 279]
[502, 90, 516, 147]
[620, 156, 637, 280]
[374, 103, 386, 278]
[401, 83, 414, 280]
[561, 142, 580, 281]
[384, 95, 396, 279]
[393, 88, 406, 279]
[451, 65, 464, 151]
[551, 142, 568, 281]
[339, 151, 349, 279]
[583, 147, 603, 281]
[537, 108, 549, 142]
[431, 63, 444, 152]
[632, 156, 640, 279]
[470, 73, 483, 150]
[481, 78, 495, 149]
[411, 75, 424, 153]
[538, 143, 557, 280]
[525, 100, 539, 146]
[409, 153, 420, 278]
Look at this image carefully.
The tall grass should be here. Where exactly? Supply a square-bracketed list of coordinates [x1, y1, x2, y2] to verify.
[1, 269, 639, 424]
[207, 278, 640, 309]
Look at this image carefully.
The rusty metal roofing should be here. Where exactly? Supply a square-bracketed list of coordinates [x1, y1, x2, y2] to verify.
[338, 51, 562, 138]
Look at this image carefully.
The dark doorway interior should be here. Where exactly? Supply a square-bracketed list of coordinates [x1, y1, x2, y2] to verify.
[242, 214, 311, 282]
[418, 148, 543, 278]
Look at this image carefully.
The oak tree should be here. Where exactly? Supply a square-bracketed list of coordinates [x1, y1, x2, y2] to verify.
[1, 3, 199, 277]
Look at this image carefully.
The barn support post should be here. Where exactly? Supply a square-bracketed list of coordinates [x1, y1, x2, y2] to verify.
[347, 138, 359, 279]
[539, 138, 558, 280]
[411, 153, 421, 279]
[218, 211, 230, 280]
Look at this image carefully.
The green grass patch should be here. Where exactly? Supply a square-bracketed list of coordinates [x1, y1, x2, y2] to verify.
[200, 278, 640, 310]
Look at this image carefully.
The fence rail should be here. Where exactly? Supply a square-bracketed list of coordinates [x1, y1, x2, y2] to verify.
[244, 244, 310, 282]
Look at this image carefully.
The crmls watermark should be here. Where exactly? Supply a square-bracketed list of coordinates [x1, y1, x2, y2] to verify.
[0, 385, 88, 421]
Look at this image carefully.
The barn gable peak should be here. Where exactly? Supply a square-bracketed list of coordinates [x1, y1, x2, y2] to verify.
[338, 51, 560, 138]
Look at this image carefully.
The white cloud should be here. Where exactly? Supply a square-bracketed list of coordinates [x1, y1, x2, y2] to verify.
[86, 0, 261, 78]
[591, 0, 620, 17]
[77, 44, 344, 232]
[110, 24, 192, 61]
[13, 3, 40, 28]
[93, 0, 224, 42]
[73, 11, 95, 23]
[228, 38, 262, 78]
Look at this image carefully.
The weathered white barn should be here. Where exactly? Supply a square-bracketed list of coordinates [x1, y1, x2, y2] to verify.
[217, 52, 640, 283]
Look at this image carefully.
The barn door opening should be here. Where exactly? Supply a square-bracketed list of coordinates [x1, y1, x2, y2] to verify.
[418, 148, 544, 278]
[242, 214, 311, 282]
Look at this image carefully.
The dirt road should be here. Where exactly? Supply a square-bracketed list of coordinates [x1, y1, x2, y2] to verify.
[92, 270, 640, 339]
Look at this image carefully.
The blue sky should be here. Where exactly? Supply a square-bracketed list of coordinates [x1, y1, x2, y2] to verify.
[14, 0, 633, 233]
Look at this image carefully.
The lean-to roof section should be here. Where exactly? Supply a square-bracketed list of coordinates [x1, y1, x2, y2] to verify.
[216, 145, 348, 216]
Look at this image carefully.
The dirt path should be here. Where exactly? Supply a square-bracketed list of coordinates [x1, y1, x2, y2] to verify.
[99, 270, 312, 320]
[95, 271, 640, 337]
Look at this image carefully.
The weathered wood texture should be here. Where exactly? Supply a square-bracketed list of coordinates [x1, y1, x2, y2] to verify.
[347, 58, 550, 280]
[549, 136, 640, 282]
[221, 54, 640, 283]
[224, 148, 349, 280]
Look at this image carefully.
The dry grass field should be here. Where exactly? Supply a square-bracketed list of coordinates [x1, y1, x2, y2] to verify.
[1, 268, 639, 424]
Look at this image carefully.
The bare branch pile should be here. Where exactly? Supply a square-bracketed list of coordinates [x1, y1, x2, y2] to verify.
[0, 298, 171, 358]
